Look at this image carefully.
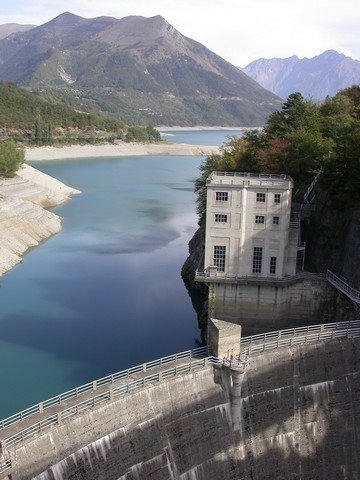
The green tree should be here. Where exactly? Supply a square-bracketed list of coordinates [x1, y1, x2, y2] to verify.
[266, 92, 322, 137]
[34, 114, 42, 144]
[0, 140, 25, 177]
[321, 123, 360, 206]
[146, 125, 161, 142]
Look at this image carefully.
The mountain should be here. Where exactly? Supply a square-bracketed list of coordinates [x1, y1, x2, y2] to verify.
[0, 23, 35, 40]
[242, 50, 360, 101]
[0, 12, 281, 126]
[0, 82, 162, 144]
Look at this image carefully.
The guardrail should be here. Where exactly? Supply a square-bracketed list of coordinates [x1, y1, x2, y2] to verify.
[303, 171, 321, 204]
[0, 458, 12, 475]
[195, 270, 325, 284]
[2, 356, 220, 450]
[2, 355, 220, 452]
[211, 172, 290, 180]
[238, 319, 360, 354]
[326, 270, 360, 304]
[0, 346, 207, 432]
[0, 320, 360, 464]
[207, 172, 292, 187]
[1, 319, 359, 472]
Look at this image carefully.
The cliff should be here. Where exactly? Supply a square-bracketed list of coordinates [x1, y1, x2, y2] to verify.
[181, 221, 209, 341]
[0, 164, 80, 276]
[303, 192, 360, 289]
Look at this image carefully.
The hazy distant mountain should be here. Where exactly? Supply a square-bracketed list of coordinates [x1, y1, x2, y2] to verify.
[0, 12, 281, 126]
[242, 50, 360, 100]
[0, 23, 35, 40]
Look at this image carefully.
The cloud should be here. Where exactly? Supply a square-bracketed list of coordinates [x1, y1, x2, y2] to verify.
[0, 0, 359, 64]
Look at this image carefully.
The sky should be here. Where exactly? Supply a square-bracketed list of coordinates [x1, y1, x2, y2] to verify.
[0, 0, 359, 66]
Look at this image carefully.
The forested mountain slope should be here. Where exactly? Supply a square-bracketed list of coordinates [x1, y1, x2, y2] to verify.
[0, 12, 281, 126]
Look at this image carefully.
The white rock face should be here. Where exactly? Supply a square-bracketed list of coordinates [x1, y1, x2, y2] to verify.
[58, 65, 76, 84]
[0, 164, 80, 276]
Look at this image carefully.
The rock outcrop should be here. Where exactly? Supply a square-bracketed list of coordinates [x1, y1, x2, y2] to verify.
[0, 164, 80, 276]
[181, 221, 209, 341]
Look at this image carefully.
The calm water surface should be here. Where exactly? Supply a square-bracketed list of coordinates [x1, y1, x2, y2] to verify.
[0, 130, 242, 418]
[160, 129, 244, 146]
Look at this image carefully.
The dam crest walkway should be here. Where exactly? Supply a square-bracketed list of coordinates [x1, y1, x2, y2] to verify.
[1, 319, 359, 477]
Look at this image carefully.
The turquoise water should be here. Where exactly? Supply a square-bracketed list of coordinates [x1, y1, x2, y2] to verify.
[0, 130, 237, 419]
[160, 129, 244, 146]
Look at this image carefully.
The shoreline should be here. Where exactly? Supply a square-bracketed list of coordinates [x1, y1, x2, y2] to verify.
[0, 164, 80, 277]
[157, 126, 261, 131]
[3, 140, 219, 275]
[25, 141, 220, 162]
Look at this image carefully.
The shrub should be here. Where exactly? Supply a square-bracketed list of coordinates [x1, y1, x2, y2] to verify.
[0, 140, 25, 177]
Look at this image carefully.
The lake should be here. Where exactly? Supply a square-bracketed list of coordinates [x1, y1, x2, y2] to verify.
[0, 129, 243, 419]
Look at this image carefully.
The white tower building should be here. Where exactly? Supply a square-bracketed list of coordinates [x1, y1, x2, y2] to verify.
[202, 172, 298, 279]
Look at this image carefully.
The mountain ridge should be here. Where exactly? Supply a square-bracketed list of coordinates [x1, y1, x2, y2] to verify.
[0, 23, 35, 41]
[0, 12, 281, 126]
[242, 50, 360, 100]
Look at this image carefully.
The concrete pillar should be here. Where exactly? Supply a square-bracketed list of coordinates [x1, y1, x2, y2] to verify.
[208, 265, 217, 277]
[231, 372, 244, 431]
[207, 318, 241, 358]
[208, 284, 216, 320]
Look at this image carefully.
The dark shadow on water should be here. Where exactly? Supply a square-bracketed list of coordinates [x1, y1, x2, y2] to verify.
[86, 228, 179, 255]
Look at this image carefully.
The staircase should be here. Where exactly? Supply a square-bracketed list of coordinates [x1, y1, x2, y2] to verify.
[326, 270, 360, 304]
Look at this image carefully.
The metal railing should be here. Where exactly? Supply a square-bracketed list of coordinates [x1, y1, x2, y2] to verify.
[303, 171, 321, 204]
[195, 270, 324, 284]
[0, 346, 207, 432]
[326, 270, 360, 304]
[207, 172, 292, 187]
[2, 356, 220, 450]
[211, 172, 290, 180]
[289, 221, 299, 228]
[0, 458, 12, 475]
[222, 348, 249, 372]
[238, 319, 360, 354]
[0, 320, 359, 469]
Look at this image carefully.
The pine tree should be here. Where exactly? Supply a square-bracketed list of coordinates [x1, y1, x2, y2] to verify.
[34, 115, 42, 144]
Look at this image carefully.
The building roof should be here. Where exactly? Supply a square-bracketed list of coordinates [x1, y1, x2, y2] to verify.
[207, 171, 293, 189]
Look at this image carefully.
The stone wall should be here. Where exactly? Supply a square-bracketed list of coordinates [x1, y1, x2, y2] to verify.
[7, 337, 360, 480]
[212, 277, 335, 333]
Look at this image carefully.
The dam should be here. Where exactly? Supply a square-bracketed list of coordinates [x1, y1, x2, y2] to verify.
[0, 320, 359, 479]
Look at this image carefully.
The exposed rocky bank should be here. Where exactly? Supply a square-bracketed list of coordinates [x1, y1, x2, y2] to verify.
[25, 142, 220, 162]
[0, 164, 80, 276]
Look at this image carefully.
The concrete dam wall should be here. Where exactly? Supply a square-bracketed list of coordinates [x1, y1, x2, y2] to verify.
[3, 335, 359, 480]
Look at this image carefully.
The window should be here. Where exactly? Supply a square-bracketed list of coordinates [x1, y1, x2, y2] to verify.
[256, 193, 266, 203]
[215, 214, 228, 223]
[273, 216, 280, 225]
[274, 193, 281, 204]
[252, 247, 262, 273]
[255, 215, 265, 224]
[214, 246, 226, 272]
[270, 257, 277, 274]
[216, 191, 228, 201]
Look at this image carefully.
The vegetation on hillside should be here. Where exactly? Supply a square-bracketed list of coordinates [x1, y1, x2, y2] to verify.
[0, 140, 24, 177]
[0, 82, 161, 145]
[196, 87, 360, 218]
[0, 13, 280, 127]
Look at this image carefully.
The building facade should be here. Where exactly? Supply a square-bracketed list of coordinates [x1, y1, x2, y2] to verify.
[203, 172, 298, 279]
